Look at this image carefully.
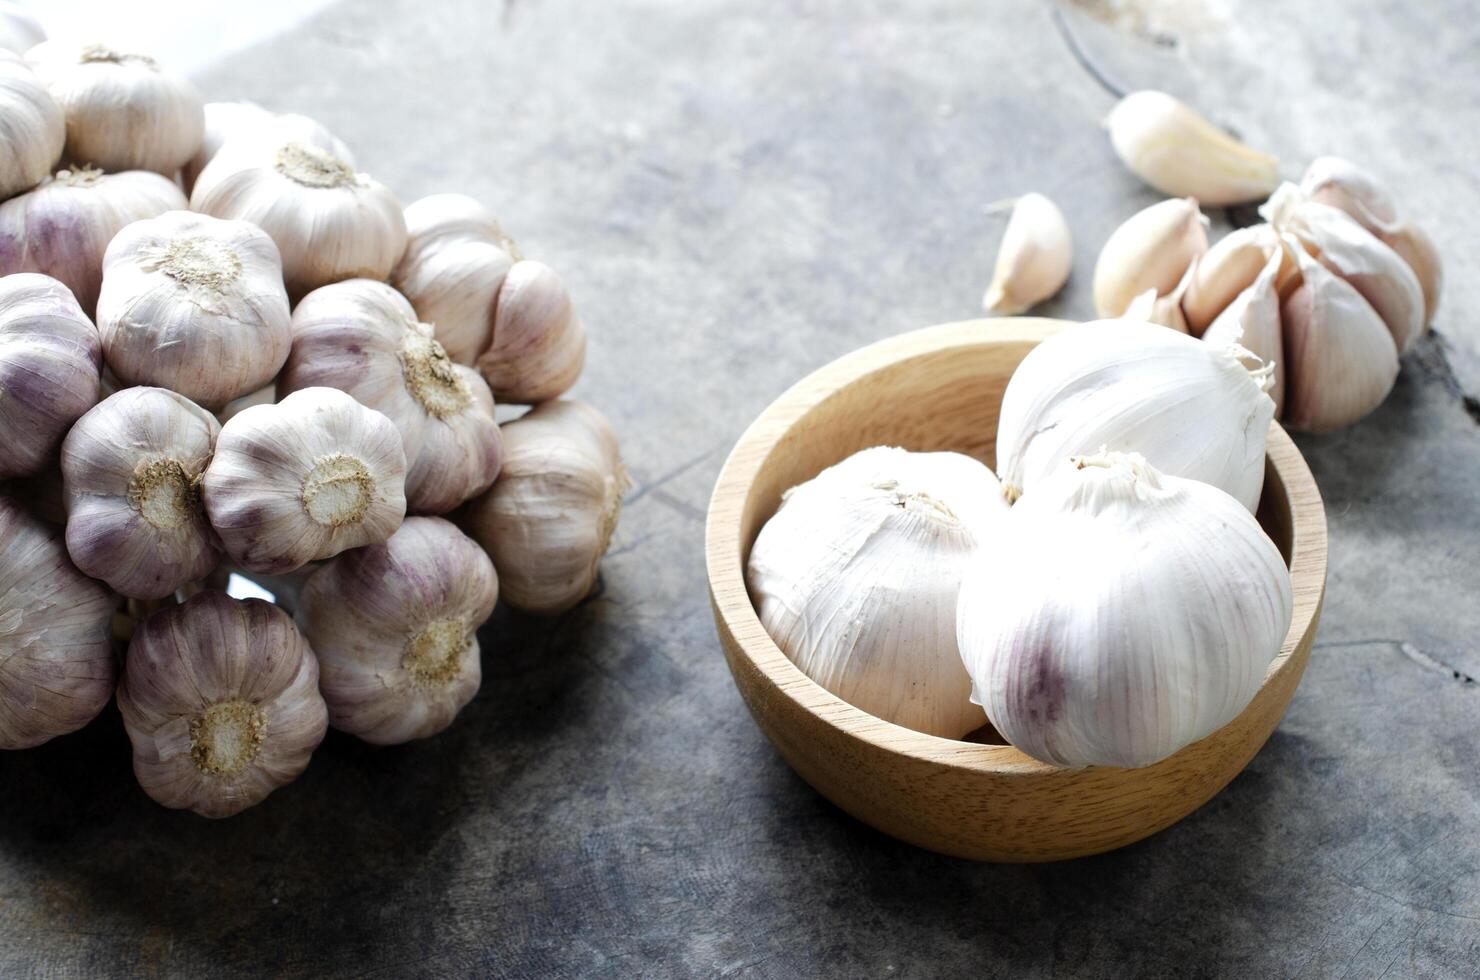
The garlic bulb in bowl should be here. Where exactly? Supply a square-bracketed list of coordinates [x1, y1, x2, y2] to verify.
[95, 210, 292, 408]
[298, 517, 498, 745]
[748, 446, 1007, 739]
[0, 54, 63, 200]
[957, 451, 1293, 769]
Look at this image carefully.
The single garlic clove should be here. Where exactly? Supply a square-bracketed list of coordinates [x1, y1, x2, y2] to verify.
[26, 41, 204, 176]
[116, 591, 328, 818]
[0, 495, 116, 750]
[1107, 91, 1281, 206]
[1181, 224, 1277, 335]
[461, 400, 626, 615]
[202, 386, 408, 574]
[183, 102, 352, 196]
[1203, 248, 1285, 416]
[477, 260, 587, 405]
[0, 53, 63, 200]
[981, 193, 1073, 316]
[298, 517, 498, 745]
[1377, 221, 1441, 324]
[957, 451, 1293, 769]
[996, 319, 1274, 511]
[1279, 239, 1399, 433]
[1299, 156, 1400, 232]
[1091, 196, 1208, 318]
[748, 446, 1006, 739]
[61, 386, 221, 600]
[281, 278, 504, 514]
[1122, 255, 1195, 333]
[95, 210, 293, 408]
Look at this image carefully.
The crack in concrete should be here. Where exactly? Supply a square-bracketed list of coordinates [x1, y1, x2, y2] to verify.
[1413, 330, 1480, 426]
[1316, 638, 1477, 687]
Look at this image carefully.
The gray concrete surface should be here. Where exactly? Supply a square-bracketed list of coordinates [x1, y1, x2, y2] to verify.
[1, 1, 1477, 977]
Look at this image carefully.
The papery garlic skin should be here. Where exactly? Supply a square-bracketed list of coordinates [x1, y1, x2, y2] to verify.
[183, 102, 351, 195]
[1107, 91, 1280, 206]
[26, 42, 203, 176]
[298, 517, 498, 745]
[958, 452, 1292, 769]
[0, 496, 116, 749]
[1182, 224, 1276, 335]
[462, 400, 626, 615]
[1203, 248, 1285, 416]
[95, 210, 291, 408]
[479, 260, 587, 405]
[191, 124, 406, 296]
[996, 320, 1274, 511]
[0, 54, 62, 200]
[0, 272, 100, 477]
[61, 387, 221, 600]
[281, 279, 503, 514]
[981, 193, 1072, 316]
[116, 591, 327, 818]
[748, 447, 1006, 739]
[202, 386, 408, 574]
[1092, 196, 1208, 318]
[0, 166, 187, 313]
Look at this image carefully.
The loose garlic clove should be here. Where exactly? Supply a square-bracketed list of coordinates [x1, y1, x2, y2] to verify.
[1107, 91, 1281, 206]
[462, 400, 627, 615]
[202, 386, 408, 574]
[95, 210, 292, 408]
[957, 451, 1292, 769]
[1279, 239, 1398, 433]
[1092, 196, 1208, 318]
[1203, 248, 1285, 416]
[996, 319, 1274, 511]
[61, 387, 221, 600]
[281, 279, 503, 514]
[298, 517, 498, 745]
[478, 260, 588, 405]
[183, 102, 351, 195]
[0, 496, 116, 750]
[1122, 256, 1194, 333]
[0, 54, 62, 200]
[749, 447, 1005, 739]
[1182, 224, 1277, 335]
[981, 193, 1072, 316]
[0, 273, 101, 477]
[116, 591, 327, 818]
[0, 165, 187, 313]
[190, 121, 406, 297]
[25, 42, 203, 176]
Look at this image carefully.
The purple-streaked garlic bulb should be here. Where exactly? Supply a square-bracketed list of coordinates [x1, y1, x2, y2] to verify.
[0, 52, 63, 201]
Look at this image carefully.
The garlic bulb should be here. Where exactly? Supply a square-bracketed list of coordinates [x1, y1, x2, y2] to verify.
[0, 165, 187, 313]
[0, 496, 116, 750]
[479, 260, 588, 404]
[957, 451, 1293, 769]
[1107, 91, 1280, 206]
[1279, 238, 1398, 433]
[61, 386, 221, 600]
[981, 193, 1072, 316]
[1092, 196, 1208, 318]
[462, 400, 626, 615]
[0, 54, 62, 200]
[748, 447, 1006, 738]
[183, 102, 351, 195]
[202, 386, 407, 574]
[95, 209, 292, 407]
[0, 4, 44, 56]
[116, 590, 327, 818]
[1182, 224, 1276, 335]
[191, 122, 405, 296]
[996, 320, 1274, 511]
[281, 279, 503, 513]
[26, 42, 203, 176]
[1203, 248, 1285, 415]
[298, 517, 498, 745]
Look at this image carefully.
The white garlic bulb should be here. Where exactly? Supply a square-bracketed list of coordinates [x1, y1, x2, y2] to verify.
[0, 4, 44, 56]
[957, 451, 1293, 769]
[281, 279, 503, 514]
[0, 53, 62, 200]
[95, 209, 292, 408]
[298, 517, 498, 745]
[116, 590, 328, 818]
[0, 272, 100, 478]
[202, 386, 408, 574]
[748, 447, 1006, 738]
[26, 42, 203, 176]
[1203, 248, 1285, 415]
[1092, 196, 1208, 318]
[1182, 224, 1276, 335]
[0, 495, 116, 750]
[462, 400, 626, 615]
[61, 386, 221, 600]
[1107, 91, 1280, 206]
[996, 320, 1274, 511]
[480, 260, 588, 405]
[981, 193, 1072, 316]
[191, 122, 405, 296]
[0, 165, 187, 313]
[183, 102, 351, 195]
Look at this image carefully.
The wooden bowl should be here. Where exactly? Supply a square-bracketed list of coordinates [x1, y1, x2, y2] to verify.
[706, 318, 1327, 862]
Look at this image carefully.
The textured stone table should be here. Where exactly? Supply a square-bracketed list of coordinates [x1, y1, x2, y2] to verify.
[2, 1, 1476, 976]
